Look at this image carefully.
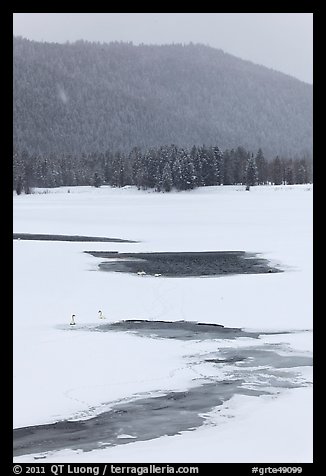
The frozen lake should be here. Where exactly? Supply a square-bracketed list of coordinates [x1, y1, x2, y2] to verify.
[13, 184, 313, 462]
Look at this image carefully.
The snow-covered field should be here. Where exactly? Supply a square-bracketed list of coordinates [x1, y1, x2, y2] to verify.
[13, 184, 313, 462]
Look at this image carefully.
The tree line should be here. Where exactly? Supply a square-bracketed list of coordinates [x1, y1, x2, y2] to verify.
[13, 145, 312, 195]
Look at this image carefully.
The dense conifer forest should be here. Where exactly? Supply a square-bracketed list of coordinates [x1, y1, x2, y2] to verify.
[14, 38, 312, 159]
[13, 145, 312, 194]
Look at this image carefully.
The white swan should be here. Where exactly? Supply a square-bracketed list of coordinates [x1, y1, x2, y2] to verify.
[98, 310, 106, 319]
[70, 314, 76, 326]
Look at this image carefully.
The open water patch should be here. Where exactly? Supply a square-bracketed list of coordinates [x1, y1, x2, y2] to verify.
[13, 233, 137, 243]
[92, 319, 261, 340]
[85, 250, 282, 277]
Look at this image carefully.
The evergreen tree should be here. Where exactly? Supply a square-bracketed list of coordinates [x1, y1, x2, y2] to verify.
[22, 149, 33, 193]
[16, 176, 23, 195]
[222, 149, 234, 185]
[172, 156, 183, 190]
[294, 159, 308, 184]
[191, 145, 204, 187]
[13, 148, 24, 192]
[245, 155, 258, 187]
[179, 151, 196, 190]
[135, 168, 145, 190]
[93, 172, 102, 187]
[212, 146, 223, 185]
[271, 156, 283, 185]
[111, 152, 124, 187]
[200, 146, 220, 186]
[285, 160, 294, 185]
[233, 147, 247, 184]
[255, 148, 268, 185]
[154, 166, 162, 191]
[145, 150, 157, 189]
[123, 158, 133, 186]
[162, 163, 173, 192]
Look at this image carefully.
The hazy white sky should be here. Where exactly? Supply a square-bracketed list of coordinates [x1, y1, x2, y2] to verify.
[13, 13, 313, 83]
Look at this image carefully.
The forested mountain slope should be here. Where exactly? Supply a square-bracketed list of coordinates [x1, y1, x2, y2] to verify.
[13, 37, 312, 159]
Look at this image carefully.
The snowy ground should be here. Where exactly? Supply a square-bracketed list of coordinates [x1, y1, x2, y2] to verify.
[13, 184, 313, 462]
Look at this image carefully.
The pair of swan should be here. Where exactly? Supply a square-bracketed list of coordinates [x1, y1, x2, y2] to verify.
[70, 310, 105, 325]
[137, 271, 161, 277]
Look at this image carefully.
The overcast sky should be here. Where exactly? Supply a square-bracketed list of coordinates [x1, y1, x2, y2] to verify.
[13, 13, 313, 84]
